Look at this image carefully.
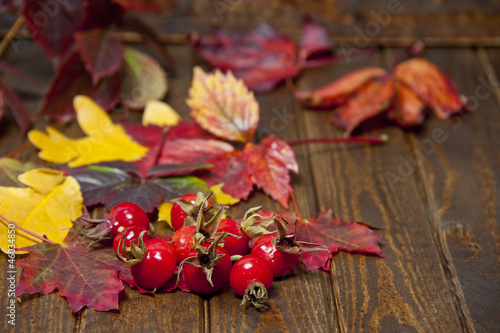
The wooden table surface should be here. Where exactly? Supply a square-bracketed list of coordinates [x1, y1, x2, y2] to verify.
[1, 2, 500, 332]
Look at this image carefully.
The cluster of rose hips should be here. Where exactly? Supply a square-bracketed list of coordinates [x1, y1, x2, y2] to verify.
[84, 192, 321, 309]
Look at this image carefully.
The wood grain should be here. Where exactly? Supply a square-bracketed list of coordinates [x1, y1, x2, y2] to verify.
[0, 11, 499, 331]
[294, 50, 467, 332]
[408, 48, 500, 333]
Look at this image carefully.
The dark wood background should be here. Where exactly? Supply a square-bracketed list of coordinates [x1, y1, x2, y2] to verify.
[1, 0, 499, 332]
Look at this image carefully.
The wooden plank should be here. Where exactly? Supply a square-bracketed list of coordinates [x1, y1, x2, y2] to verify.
[2, 0, 500, 46]
[294, 50, 467, 332]
[207, 88, 338, 333]
[406, 48, 500, 333]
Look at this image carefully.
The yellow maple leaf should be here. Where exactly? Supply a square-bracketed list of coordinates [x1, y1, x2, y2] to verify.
[28, 95, 148, 167]
[0, 169, 83, 253]
[142, 100, 181, 127]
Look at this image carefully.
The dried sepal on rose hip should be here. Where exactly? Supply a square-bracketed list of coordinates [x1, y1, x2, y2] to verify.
[230, 254, 273, 310]
[81, 202, 151, 245]
[171, 196, 228, 264]
[251, 215, 329, 278]
[239, 206, 278, 239]
[177, 232, 232, 294]
[215, 206, 274, 256]
[170, 192, 216, 231]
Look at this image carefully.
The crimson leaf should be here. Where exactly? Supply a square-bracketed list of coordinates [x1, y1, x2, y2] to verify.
[23, 0, 83, 60]
[16, 219, 131, 312]
[74, 29, 125, 85]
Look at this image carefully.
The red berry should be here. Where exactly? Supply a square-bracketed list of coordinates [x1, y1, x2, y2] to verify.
[113, 226, 151, 257]
[182, 243, 232, 295]
[170, 225, 197, 265]
[230, 254, 273, 296]
[251, 233, 300, 278]
[230, 254, 273, 309]
[108, 202, 150, 237]
[170, 193, 214, 231]
[217, 218, 250, 256]
[131, 238, 176, 290]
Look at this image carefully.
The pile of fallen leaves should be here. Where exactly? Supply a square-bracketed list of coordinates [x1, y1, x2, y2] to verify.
[0, 11, 467, 313]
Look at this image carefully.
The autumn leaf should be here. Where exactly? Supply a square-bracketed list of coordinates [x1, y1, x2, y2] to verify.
[0, 169, 83, 253]
[298, 17, 335, 67]
[23, 0, 83, 60]
[191, 19, 334, 92]
[294, 58, 464, 133]
[142, 100, 181, 127]
[30, 95, 148, 167]
[291, 209, 384, 263]
[15, 219, 131, 312]
[80, 0, 125, 30]
[38, 51, 123, 120]
[121, 47, 168, 109]
[0, 60, 40, 133]
[393, 58, 463, 120]
[202, 136, 298, 208]
[66, 161, 209, 212]
[74, 29, 125, 85]
[187, 67, 259, 143]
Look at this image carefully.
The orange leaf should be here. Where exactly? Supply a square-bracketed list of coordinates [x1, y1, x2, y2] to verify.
[187, 67, 259, 143]
[394, 58, 463, 120]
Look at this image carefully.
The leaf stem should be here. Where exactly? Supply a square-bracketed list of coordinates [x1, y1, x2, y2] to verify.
[0, 15, 24, 58]
[290, 192, 303, 220]
[287, 134, 388, 147]
[0, 212, 57, 245]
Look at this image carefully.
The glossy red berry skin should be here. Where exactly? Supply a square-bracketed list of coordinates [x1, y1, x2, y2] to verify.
[251, 233, 300, 278]
[112, 226, 151, 257]
[130, 238, 176, 290]
[170, 193, 214, 231]
[230, 254, 273, 296]
[170, 193, 197, 231]
[170, 225, 197, 265]
[217, 218, 250, 256]
[108, 202, 150, 237]
[182, 245, 232, 295]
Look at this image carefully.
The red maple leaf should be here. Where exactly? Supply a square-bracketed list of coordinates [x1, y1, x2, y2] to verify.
[291, 209, 384, 258]
[202, 135, 298, 208]
[294, 58, 464, 134]
[15, 219, 131, 312]
[191, 18, 334, 92]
